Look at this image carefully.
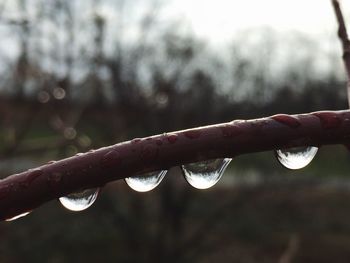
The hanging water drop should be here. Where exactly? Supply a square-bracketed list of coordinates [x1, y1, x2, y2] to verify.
[6, 211, 31, 222]
[275, 146, 318, 170]
[59, 188, 99, 211]
[125, 170, 167, 192]
[181, 158, 232, 189]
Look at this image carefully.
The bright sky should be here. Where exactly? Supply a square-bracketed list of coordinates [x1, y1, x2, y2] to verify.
[2, 0, 350, 71]
[163, 0, 350, 44]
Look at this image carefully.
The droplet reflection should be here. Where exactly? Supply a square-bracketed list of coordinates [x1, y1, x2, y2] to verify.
[6, 211, 31, 221]
[125, 170, 167, 192]
[275, 146, 318, 170]
[59, 188, 99, 211]
[181, 158, 232, 189]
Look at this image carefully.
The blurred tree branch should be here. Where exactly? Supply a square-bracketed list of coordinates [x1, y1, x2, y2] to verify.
[332, 0, 350, 106]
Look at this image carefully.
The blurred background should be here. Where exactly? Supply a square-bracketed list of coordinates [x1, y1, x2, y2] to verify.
[1, 0, 350, 262]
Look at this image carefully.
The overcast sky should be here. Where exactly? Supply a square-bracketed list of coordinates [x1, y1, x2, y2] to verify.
[162, 0, 350, 44]
[1, 0, 349, 76]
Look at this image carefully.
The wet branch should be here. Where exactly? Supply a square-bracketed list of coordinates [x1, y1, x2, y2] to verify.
[0, 110, 350, 220]
[332, 0, 350, 106]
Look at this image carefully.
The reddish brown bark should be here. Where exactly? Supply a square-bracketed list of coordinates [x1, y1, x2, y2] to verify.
[1, 110, 350, 220]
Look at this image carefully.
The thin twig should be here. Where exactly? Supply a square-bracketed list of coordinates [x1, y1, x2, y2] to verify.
[332, 0, 350, 106]
[0, 110, 350, 220]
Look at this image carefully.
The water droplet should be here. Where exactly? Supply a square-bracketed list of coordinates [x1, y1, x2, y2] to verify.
[139, 144, 158, 161]
[26, 169, 43, 185]
[59, 188, 99, 211]
[271, 114, 301, 128]
[220, 124, 242, 138]
[131, 138, 141, 144]
[6, 211, 31, 221]
[17, 169, 43, 189]
[275, 146, 318, 170]
[181, 158, 231, 189]
[101, 150, 121, 169]
[155, 138, 163, 146]
[125, 170, 167, 192]
[313, 112, 342, 129]
[48, 172, 63, 183]
[184, 130, 201, 139]
[167, 134, 178, 144]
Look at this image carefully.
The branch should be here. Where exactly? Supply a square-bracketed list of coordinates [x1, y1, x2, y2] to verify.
[332, 0, 350, 106]
[1, 110, 350, 220]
